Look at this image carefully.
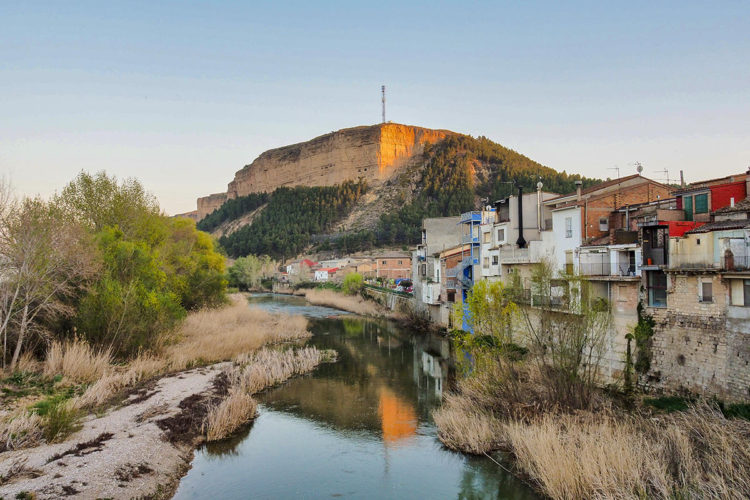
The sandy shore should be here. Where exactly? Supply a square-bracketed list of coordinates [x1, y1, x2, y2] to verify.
[0, 363, 229, 499]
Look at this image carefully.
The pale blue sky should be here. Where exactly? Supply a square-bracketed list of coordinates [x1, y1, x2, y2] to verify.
[2, 1, 748, 214]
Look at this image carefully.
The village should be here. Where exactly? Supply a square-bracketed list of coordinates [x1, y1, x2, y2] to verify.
[283, 170, 750, 401]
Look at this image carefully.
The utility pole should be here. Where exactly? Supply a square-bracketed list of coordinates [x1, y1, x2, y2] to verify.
[381, 85, 386, 123]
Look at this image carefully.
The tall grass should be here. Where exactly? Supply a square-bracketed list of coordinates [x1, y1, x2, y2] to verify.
[44, 338, 112, 384]
[0, 411, 43, 452]
[203, 389, 257, 442]
[303, 289, 382, 316]
[204, 346, 337, 441]
[167, 294, 310, 370]
[434, 356, 750, 499]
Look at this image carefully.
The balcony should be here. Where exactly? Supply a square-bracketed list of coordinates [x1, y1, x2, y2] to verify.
[460, 211, 482, 224]
[579, 261, 637, 277]
[722, 254, 750, 272]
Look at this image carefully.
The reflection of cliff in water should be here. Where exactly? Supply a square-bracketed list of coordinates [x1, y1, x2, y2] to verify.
[260, 317, 454, 439]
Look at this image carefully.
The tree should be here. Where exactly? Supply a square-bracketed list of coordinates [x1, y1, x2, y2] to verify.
[0, 198, 98, 370]
[227, 255, 276, 290]
[341, 272, 364, 295]
[512, 260, 612, 408]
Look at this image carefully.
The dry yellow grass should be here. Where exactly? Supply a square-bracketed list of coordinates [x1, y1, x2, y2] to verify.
[432, 394, 504, 455]
[303, 289, 382, 316]
[44, 338, 112, 384]
[204, 346, 337, 441]
[203, 389, 257, 442]
[0, 410, 43, 452]
[167, 294, 310, 370]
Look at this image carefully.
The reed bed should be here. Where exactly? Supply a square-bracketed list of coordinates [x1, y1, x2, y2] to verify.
[203, 389, 257, 442]
[204, 346, 337, 442]
[303, 289, 382, 316]
[434, 357, 750, 499]
[44, 338, 112, 384]
[0, 410, 43, 452]
[167, 294, 310, 370]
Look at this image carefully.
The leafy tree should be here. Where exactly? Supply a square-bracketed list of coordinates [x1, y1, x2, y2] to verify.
[341, 273, 364, 295]
[227, 255, 276, 291]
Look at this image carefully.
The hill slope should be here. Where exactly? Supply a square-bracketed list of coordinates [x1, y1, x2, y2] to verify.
[196, 126, 600, 259]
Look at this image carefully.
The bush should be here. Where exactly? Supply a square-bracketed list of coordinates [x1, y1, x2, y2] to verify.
[341, 273, 364, 295]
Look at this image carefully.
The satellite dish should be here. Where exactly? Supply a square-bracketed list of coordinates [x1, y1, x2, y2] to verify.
[536, 181, 543, 190]
[636, 162, 643, 174]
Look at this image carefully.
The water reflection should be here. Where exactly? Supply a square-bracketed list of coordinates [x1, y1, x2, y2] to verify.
[173, 295, 536, 499]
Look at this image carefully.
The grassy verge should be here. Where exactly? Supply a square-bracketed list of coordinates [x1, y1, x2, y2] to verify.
[434, 357, 750, 499]
[0, 293, 316, 452]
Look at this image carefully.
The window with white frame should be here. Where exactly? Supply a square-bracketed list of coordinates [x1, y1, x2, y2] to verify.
[599, 217, 609, 231]
[565, 217, 573, 238]
[497, 228, 505, 243]
[483, 257, 489, 268]
[483, 232, 490, 243]
[699, 280, 713, 303]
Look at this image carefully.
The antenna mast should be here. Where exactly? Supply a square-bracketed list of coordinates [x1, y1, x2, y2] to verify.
[381, 85, 386, 123]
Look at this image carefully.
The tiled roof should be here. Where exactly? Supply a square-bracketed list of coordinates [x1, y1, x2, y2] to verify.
[545, 174, 642, 203]
[685, 219, 750, 234]
[714, 197, 750, 214]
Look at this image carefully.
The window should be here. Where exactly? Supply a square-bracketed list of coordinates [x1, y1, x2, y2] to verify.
[382, 261, 387, 265]
[420, 264, 426, 277]
[700, 281, 713, 302]
[398, 260, 403, 265]
[694, 193, 708, 214]
[492, 255, 498, 265]
[483, 232, 490, 243]
[483, 257, 489, 268]
[647, 271, 667, 307]
[447, 290, 456, 303]
[745, 280, 750, 306]
[683, 196, 693, 221]
[497, 228, 505, 243]
[565, 217, 573, 238]
[599, 217, 609, 231]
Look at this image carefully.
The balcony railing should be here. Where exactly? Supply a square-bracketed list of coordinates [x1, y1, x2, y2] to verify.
[722, 254, 750, 271]
[460, 211, 482, 223]
[578, 262, 637, 276]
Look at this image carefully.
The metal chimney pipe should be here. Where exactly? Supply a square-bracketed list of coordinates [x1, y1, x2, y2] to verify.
[575, 180, 583, 201]
[516, 185, 527, 248]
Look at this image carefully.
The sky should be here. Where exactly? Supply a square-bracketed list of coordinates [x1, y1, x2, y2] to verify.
[1, 1, 749, 215]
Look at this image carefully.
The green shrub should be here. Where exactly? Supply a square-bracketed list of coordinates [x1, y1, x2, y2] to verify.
[42, 400, 81, 442]
[341, 273, 364, 295]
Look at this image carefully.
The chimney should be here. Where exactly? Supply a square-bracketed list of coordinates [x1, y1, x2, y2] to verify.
[575, 180, 583, 201]
[516, 185, 527, 248]
[680, 170, 685, 188]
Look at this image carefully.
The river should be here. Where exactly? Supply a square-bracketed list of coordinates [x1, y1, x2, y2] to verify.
[173, 293, 535, 499]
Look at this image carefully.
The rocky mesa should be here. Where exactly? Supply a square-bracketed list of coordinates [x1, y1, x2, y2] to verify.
[196, 123, 453, 220]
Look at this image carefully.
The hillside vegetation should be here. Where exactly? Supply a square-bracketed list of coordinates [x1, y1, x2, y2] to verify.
[202, 133, 600, 258]
[218, 180, 367, 259]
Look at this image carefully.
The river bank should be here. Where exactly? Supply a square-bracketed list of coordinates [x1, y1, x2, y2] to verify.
[0, 295, 335, 499]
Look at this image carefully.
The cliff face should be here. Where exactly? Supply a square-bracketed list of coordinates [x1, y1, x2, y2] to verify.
[196, 123, 452, 220]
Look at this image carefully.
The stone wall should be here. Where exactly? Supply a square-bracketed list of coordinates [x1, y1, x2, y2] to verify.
[646, 273, 750, 401]
[196, 123, 453, 220]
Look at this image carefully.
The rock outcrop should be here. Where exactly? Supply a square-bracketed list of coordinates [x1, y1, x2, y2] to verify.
[196, 123, 453, 220]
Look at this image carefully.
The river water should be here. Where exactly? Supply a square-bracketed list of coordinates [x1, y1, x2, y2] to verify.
[173, 293, 535, 499]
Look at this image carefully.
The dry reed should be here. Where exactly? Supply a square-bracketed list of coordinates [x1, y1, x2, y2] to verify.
[167, 294, 310, 370]
[0, 410, 43, 452]
[303, 289, 382, 316]
[44, 338, 112, 384]
[204, 346, 337, 441]
[203, 389, 257, 441]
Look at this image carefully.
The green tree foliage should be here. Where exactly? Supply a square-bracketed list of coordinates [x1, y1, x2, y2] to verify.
[58, 172, 226, 356]
[219, 181, 367, 259]
[227, 255, 276, 291]
[341, 272, 364, 295]
[196, 192, 269, 233]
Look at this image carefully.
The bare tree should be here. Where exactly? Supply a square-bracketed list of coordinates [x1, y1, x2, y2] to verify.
[0, 198, 98, 371]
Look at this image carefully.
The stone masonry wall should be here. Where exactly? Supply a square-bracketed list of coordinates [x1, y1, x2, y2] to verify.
[646, 273, 750, 401]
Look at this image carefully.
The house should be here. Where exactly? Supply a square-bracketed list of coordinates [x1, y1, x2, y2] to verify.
[674, 171, 750, 222]
[286, 259, 317, 275]
[314, 267, 338, 282]
[544, 175, 673, 273]
[492, 186, 559, 288]
[438, 244, 473, 328]
[639, 193, 750, 400]
[375, 252, 412, 280]
[412, 217, 462, 324]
